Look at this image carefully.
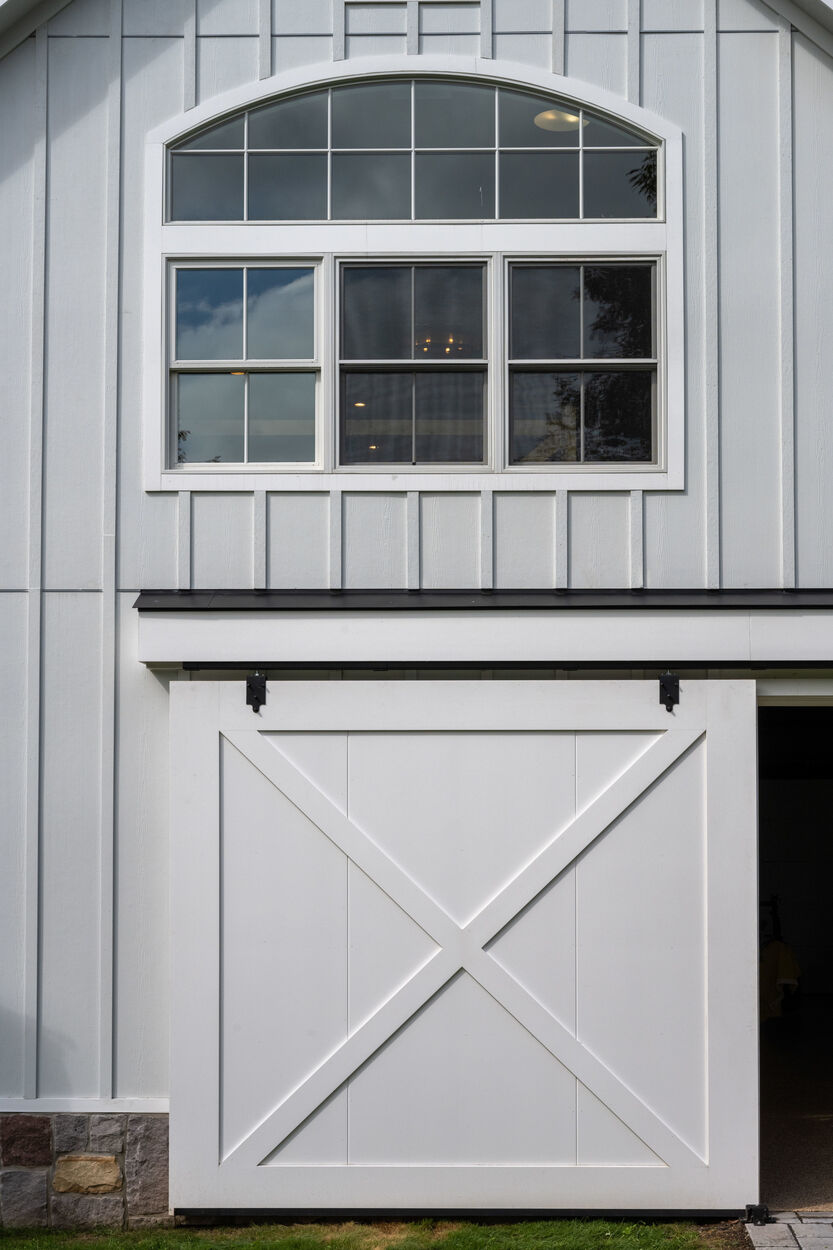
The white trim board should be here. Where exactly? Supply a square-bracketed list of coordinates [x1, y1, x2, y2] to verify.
[137, 608, 833, 666]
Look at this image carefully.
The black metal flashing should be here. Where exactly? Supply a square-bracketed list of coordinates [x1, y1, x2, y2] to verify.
[135, 588, 833, 612]
[176, 1208, 746, 1225]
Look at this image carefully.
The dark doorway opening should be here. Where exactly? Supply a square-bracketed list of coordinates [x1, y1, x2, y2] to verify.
[759, 707, 833, 1211]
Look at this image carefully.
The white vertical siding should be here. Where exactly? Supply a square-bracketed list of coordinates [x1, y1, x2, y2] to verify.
[0, 594, 28, 1094]
[493, 493, 556, 589]
[0, 39, 36, 590]
[113, 594, 170, 1098]
[420, 493, 481, 588]
[717, 30, 781, 586]
[343, 494, 408, 588]
[642, 32, 707, 587]
[568, 493, 630, 589]
[191, 493, 255, 588]
[42, 36, 109, 590]
[793, 33, 833, 585]
[38, 592, 102, 1096]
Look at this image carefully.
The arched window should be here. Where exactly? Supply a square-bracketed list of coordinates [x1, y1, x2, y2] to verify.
[143, 66, 682, 492]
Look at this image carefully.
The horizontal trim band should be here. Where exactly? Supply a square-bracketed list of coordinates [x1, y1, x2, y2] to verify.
[136, 588, 833, 612]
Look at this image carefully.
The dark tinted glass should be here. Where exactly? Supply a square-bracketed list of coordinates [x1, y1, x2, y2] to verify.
[248, 91, 328, 148]
[499, 90, 581, 148]
[583, 114, 648, 147]
[176, 373, 244, 463]
[583, 150, 657, 218]
[174, 116, 244, 151]
[176, 268, 243, 360]
[415, 153, 495, 218]
[583, 265, 654, 358]
[499, 151, 579, 218]
[248, 372, 316, 461]
[414, 267, 483, 359]
[332, 81, 411, 148]
[247, 152, 327, 219]
[583, 370, 654, 461]
[342, 267, 412, 359]
[414, 81, 494, 147]
[510, 266, 580, 360]
[247, 268, 314, 359]
[170, 153, 243, 220]
[331, 152, 411, 219]
[414, 372, 484, 462]
[341, 372, 413, 463]
[509, 372, 580, 463]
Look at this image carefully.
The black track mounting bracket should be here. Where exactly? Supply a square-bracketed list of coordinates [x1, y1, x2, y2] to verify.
[745, 1205, 770, 1226]
[246, 672, 267, 714]
[659, 672, 680, 713]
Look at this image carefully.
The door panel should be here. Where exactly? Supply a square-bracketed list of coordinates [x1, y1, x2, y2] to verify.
[170, 680, 758, 1211]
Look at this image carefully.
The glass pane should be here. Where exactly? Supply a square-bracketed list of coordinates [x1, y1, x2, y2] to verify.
[332, 81, 411, 149]
[342, 267, 412, 360]
[248, 91, 328, 149]
[583, 265, 654, 359]
[248, 268, 314, 360]
[499, 151, 579, 218]
[414, 267, 483, 359]
[414, 372, 484, 462]
[509, 372, 580, 463]
[170, 153, 243, 220]
[415, 153, 495, 218]
[499, 89, 581, 148]
[510, 266, 580, 360]
[584, 370, 654, 461]
[583, 150, 657, 218]
[583, 113, 648, 147]
[248, 152, 327, 219]
[331, 152, 411, 219]
[176, 268, 243, 360]
[173, 116, 244, 151]
[248, 372, 316, 462]
[341, 372, 413, 463]
[176, 373, 244, 463]
[414, 81, 495, 148]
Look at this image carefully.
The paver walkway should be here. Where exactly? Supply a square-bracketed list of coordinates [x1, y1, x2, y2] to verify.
[747, 1213, 833, 1250]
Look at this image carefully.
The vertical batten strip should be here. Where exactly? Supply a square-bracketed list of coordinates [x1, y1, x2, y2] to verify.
[329, 489, 343, 588]
[480, 490, 494, 589]
[480, 0, 492, 58]
[627, 0, 641, 105]
[253, 491, 267, 589]
[406, 491, 420, 589]
[178, 492, 192, 590]
[97, 0, 123, 1100]
[551, 0, 565, 75]
[23, 23, 48, 1100]
[333, 1, 346, 61]
[777, 22, 796, 588]
[183, 0, 196, 110]
[406, 1, 418, 55]
[629, 490, 644, 589]
[555, 491, 569, 588]
[703, 0, 721, 587]
[258, 0, 272, 80]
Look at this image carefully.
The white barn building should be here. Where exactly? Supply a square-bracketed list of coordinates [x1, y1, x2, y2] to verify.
[2, 0, 833, 1225]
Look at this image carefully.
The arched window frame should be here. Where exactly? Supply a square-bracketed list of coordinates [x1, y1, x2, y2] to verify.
[142, 57, 684, 492]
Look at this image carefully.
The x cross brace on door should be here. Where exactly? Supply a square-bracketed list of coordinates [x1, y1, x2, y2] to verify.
[221, 726, 705, 1172]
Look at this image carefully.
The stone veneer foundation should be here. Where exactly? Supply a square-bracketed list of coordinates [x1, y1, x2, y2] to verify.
[0, 1113, 170, 1229]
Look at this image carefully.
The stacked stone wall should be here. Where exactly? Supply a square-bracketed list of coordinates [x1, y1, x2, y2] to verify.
[0, 1113, 170, 1229]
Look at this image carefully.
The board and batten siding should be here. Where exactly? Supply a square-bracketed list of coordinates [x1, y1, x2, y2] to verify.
[0, 0, 831, 1104]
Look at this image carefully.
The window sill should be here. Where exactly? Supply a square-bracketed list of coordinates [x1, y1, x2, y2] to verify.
[152, 466, 682, 492]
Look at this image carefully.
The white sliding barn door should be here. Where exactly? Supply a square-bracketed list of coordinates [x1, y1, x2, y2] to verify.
[170, 680, 758, 1212]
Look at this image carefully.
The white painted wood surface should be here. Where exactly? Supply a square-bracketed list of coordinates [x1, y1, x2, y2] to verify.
[170, 679, 758, 1208]
[2, 0, 833, 1109]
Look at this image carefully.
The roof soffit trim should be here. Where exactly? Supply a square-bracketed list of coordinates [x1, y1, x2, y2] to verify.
[0, 0, 71, 61]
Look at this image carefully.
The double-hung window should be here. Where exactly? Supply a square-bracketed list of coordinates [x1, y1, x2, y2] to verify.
[149, 68, 682, 489]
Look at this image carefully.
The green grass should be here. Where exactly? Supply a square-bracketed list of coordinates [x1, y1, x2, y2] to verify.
[0, 1219, 743, 1250]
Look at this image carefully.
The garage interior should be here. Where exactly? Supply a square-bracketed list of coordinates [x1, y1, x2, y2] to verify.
[759, 707, 833, 1211]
